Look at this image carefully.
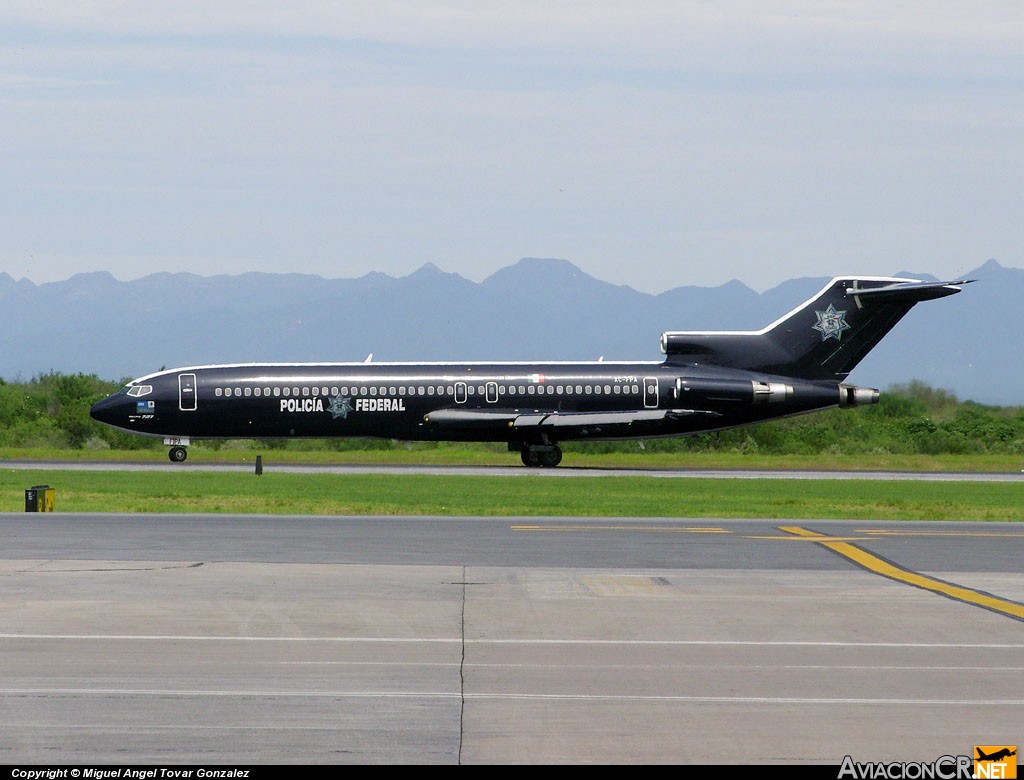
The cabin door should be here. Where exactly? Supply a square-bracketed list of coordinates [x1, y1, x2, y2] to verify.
[178, 373, 197, 411]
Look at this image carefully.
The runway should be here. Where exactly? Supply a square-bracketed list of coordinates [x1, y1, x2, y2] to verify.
[1, 512, 1022, 765]
[5, 457, 1024, 481]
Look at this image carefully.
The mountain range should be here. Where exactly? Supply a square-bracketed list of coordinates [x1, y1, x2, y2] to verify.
[0, 258, 1016, 406]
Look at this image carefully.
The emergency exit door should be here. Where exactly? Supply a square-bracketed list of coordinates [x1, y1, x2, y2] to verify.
[643, 376, 659, 408]
[179, 373, 197, 411]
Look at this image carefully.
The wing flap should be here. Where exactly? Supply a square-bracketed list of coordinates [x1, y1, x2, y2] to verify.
[423, 407, 718, 431]
[513, 409, 703, 428]
[422, 409, 517, 427]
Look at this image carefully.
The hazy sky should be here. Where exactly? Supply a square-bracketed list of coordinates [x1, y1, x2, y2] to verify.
[2, 2, 1020, 293]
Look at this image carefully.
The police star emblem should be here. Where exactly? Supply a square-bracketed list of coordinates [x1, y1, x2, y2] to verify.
[327, 394, 354, 420]
[812, 303, 851, 341]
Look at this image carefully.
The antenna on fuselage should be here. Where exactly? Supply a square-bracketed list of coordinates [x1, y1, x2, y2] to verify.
[364, 353, 373, 363]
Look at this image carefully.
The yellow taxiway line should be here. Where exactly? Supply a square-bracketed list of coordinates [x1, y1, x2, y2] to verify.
[779, 526, 1024, 622]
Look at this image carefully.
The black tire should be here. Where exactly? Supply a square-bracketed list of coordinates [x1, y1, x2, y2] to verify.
[539, 447, 562, 468]
[521, 448, 541, 467]
[168, 446, 188, 463]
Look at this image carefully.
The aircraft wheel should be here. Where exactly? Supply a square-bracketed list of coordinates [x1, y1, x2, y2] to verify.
[539, 447, 562, 468]
[521, 448, 541, 468]
[168, 446, 188, 463]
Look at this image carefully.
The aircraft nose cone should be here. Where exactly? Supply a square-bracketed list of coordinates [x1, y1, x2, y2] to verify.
[90, 394, 127, 427]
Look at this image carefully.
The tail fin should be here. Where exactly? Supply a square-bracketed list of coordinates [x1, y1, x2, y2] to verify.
[661, 276, 970, 381]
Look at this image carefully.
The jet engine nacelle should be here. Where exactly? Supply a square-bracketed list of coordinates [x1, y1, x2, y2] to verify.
[674, 377, 792, 405]
[839, 384, 880, 406]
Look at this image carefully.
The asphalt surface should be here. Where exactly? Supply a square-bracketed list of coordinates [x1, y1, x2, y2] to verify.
[5, 457, 1024, 481]
[1, 507, 1022, 766]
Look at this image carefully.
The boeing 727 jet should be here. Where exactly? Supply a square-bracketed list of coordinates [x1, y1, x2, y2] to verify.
[90, 275, 968, 467]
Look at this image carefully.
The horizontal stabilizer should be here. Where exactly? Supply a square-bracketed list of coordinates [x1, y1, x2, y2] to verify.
[844, 278, 973, 302]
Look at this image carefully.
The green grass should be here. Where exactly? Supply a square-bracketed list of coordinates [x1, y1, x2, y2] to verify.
[4, 443, 1024, 473]
[3, 468, 1023, 520]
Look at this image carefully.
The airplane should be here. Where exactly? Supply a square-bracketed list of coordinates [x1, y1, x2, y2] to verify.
[976, 748, 1016, 762]
[89, 275, 969, 467]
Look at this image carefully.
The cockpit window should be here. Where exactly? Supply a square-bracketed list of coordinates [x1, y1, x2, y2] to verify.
[126, 385, 153, 398]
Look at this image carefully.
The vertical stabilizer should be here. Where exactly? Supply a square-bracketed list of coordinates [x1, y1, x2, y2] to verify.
[661, 277, 968, 381]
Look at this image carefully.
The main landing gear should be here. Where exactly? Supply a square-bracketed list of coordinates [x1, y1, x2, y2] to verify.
[520, 444, 562, 468]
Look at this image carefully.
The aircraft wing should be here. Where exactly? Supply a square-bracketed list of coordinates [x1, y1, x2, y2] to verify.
[424, 407, 719, 432]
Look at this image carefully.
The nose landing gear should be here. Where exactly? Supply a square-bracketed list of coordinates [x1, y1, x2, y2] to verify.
[164, 438, 191, 463]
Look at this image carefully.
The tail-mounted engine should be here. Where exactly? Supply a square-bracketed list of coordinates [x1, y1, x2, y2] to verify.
[674, 377, 792, 405]
[839, 384, 879, 406]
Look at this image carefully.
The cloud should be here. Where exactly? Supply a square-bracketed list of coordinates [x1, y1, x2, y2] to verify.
[1, 2, 1020, 292]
